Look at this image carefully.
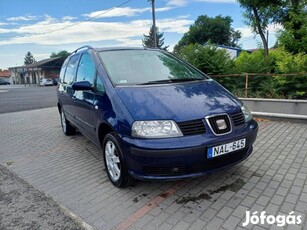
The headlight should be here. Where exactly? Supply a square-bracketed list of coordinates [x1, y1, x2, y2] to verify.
[241, 104, 253, 122]
[132, 120, 183, 138]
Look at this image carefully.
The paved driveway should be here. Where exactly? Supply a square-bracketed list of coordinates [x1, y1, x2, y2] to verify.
[0, 107, 306, 230]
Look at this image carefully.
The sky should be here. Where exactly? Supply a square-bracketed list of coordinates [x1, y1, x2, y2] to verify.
[0, 0, 282, 70]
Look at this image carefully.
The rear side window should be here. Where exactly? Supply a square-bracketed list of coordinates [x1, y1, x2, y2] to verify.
[76, 52, 96, 85]
[63, 54, 79, 84]
[59, 59, 68, 83]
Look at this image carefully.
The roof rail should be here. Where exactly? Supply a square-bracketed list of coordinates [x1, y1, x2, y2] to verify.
[71, 45, 93, 54]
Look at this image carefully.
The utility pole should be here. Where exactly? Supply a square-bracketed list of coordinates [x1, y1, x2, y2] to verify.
[151, 0, 157, 48]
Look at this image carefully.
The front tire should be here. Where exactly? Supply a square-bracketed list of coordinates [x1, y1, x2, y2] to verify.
[60, 109, 76, 136]
[103, 133, 135, 188]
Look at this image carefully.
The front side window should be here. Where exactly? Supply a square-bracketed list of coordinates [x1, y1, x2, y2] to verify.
[96, 76, 105, 93]
[99, 50, 205, 85]
[64, 54, 79, 84]
[76, 52, 96, 85]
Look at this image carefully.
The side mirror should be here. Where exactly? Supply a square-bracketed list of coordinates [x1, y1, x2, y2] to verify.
[72, 81, 93, 91]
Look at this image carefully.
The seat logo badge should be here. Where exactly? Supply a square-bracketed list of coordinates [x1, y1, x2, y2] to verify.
[216, 119, 227, 130]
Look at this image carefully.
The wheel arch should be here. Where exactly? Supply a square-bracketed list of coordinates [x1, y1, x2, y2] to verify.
[57, 102, 62, 114]
[98, 122, 115, 146]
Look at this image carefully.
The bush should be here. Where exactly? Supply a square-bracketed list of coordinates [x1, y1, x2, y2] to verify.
[230, 48, 307, 99]
[233, 50, 275, 97]
[176, 43, 241, 91]
[176, 43, 235, 75]
[235, 50, 274, 74]
[175, 45, 307, 99]
[270, 48, 307, 73]
[270, 49, 307, 98]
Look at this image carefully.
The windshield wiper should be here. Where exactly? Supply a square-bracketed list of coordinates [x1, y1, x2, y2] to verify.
[139, 78, 204, 85]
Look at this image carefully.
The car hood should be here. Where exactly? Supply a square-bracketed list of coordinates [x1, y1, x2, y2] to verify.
[115, 80, 242, 121]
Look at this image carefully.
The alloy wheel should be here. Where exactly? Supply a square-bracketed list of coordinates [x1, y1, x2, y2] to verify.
[105, 140, 121, 181]
[61, 111, 67, 133]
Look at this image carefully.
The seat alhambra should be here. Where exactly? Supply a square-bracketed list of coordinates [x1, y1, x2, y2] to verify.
[57, 46, 258, 187]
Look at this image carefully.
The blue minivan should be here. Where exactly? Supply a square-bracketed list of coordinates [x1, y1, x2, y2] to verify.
[57, 46, 258, 187]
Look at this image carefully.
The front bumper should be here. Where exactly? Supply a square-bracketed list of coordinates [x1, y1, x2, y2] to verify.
[121, 120, 258, 180]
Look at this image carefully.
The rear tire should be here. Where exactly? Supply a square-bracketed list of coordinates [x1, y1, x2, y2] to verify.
[103, 133, 135, 188]
[60, 109, 76, 136]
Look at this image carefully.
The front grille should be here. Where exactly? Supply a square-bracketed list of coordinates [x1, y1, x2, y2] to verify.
[207, 115, 231, 135]
[191, 148, 247, 173]
[177, 119, 206, 136]
[231, 112, 245, 126]
[143, 165, 186, 176]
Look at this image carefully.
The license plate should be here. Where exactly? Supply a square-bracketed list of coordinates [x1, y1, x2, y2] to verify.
[207, 139, 246, 159]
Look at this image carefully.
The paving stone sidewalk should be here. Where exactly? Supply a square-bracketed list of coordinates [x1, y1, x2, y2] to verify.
[0, 164, 86, 230]
[0, 107, 306, 230]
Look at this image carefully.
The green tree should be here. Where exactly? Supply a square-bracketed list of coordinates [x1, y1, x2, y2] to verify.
[237, 0, 281, 57]
[276, 0, 307, 53]
[142, 25, 169, 50]
[50, 50, 70, 59]
[173, 15, 241, 53]
[24, 51, 36, 65]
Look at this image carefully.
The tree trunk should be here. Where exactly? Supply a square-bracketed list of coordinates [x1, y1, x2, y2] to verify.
[252, 6, 269, 57]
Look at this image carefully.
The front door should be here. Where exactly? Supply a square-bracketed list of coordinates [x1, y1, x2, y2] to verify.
[59, 53, 80, 127]
[73, 51, 96, 141]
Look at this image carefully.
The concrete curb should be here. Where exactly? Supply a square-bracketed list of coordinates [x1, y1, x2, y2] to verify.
[240, 98, 307, 122]
[241, 98, 307, 103]
[252, 111, 307, 121]
[58, 204, 95, 230]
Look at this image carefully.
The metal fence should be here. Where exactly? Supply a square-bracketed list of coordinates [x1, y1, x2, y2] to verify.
[210, 73, 307, 98]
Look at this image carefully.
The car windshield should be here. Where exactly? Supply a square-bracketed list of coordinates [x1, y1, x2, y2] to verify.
[99, 50, 206, 85]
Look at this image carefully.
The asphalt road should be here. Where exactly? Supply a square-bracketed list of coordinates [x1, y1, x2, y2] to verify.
[0, 85, 57, 114]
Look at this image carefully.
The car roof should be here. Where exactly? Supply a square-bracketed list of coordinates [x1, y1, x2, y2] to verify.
[94, 47, 160, 52]
[69, 46, 163, 58]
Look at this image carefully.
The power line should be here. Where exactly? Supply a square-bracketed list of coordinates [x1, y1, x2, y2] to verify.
[0, 0, 133, 39]
[240, 35, 257, 42]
